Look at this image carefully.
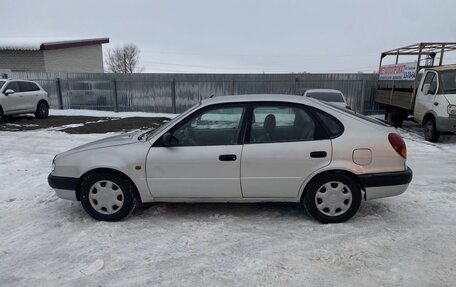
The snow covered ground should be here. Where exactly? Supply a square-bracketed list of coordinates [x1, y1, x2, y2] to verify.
[0, 117, 455, 286]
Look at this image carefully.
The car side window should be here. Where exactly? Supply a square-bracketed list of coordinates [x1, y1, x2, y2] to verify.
[312, 109, 344, 138]
[18, 81, 39, 92]
[172, 106, 245, 146]
[250, 105, 315, 143]
[5, 82, 20, 92]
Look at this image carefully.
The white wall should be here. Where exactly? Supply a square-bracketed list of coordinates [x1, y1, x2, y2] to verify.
[43, 45, 104, 73]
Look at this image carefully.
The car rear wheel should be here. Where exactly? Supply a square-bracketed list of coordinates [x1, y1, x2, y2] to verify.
[303, 173, 361, 223]
[35, 101, 49, 119]
[80, 172, 136, 221]
[423, 117, 440, 142]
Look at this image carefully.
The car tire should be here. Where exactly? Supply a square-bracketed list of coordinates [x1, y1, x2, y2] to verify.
[0, 106, 3, 122]
[35, 101, 49, 119]
[423, 117, 440, 142]
[79, 171, 137, 221]
[303, 173, 361, 224]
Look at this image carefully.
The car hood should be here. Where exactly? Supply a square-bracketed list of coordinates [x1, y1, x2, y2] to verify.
[58, 131, 142, 158]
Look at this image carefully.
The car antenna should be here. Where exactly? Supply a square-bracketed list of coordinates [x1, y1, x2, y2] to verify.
[209, 94, 215, 98]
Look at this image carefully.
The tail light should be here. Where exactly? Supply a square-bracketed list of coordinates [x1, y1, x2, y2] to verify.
[388, 133, 407, 159]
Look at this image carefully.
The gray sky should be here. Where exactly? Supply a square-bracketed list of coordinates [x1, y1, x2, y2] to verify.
[2, 0, 456, 73]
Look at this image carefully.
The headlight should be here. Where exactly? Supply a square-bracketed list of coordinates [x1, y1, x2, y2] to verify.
[448, 104, 456, 115]
[51, 156, 56, 172]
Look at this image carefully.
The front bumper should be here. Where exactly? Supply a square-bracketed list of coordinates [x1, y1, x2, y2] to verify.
[48, 174, 79, 201]
[436, 116, 456, 133]
[359, 167, 413, 200]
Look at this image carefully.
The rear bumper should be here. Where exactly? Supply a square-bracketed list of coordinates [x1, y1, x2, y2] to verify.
[359, 167, 413, 200]
[48, 174, 79, 201]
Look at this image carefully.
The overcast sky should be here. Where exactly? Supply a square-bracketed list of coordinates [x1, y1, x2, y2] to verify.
[2, 0, 456, 73]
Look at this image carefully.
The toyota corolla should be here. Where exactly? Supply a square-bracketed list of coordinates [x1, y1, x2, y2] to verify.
[48, 95, 412, 223]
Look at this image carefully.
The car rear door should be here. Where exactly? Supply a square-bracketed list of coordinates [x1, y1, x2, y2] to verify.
[18, 81, 40, 111]
[241, 103, 332, 198]
[146, 104, 247, 198]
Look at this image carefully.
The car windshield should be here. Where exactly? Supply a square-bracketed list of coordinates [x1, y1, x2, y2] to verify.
[306, 92, 344, 103]
[0, 80, 5, 90]
[142, 103, 201, 141]
[439, 70, 456, 93]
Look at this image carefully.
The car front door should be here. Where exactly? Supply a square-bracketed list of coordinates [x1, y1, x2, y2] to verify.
[241, 103, 332, 198]
[146, 104, 246, 198]
[1, 81, 23, 113]
[414, 71, 438, 122]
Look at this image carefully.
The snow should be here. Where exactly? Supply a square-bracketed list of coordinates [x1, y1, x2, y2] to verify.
[49, 109, 177, 119]
[0, 37, 107, 51]
[1, 119, 456, 286]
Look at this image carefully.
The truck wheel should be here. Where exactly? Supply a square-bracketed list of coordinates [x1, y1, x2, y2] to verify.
[423, 117, 440, 142]
[385, 109, 393, 123]
[385, 109, 402, 127]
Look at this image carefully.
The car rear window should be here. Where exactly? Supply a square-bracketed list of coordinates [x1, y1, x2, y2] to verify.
[329, 104, 390, 127]
[306, 92, 344, 103]
[0, 80, 5, 90]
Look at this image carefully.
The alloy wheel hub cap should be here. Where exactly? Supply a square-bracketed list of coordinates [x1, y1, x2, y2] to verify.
[89, 180, 124, 215]
[315, 181, 353, 217]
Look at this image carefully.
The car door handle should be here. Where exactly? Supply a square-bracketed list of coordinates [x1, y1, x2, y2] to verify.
[310, 151, 327, 158]
[433, 102, 439, 106]
[219, 154, 237, 161]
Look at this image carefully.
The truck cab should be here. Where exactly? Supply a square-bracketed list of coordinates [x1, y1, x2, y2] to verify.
[414, 67, 456, 141]
[375, 42, 456, 142]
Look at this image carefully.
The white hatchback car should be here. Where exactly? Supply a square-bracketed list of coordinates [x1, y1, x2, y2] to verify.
[0, 79, 49, 121]
[304, 89, 350, 109]
[48, 95, 412, 223]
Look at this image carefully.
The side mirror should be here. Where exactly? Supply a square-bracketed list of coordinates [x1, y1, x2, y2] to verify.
[422, 83, 430, 95]
[162, 132, 178, 147]
[4, 89, 14, 96]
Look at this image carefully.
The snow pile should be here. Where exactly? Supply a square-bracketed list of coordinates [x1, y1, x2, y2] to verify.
[0, 119, 455, 286]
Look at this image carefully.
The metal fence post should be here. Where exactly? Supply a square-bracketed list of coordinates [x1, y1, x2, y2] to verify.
[231, 79, 236, 95]
[56, 78, 64, 110]
[113, 79, 119, 112]
[171, 79, 177, 113]
[360, 79, 366, 114]
[294, 77, 299, 95]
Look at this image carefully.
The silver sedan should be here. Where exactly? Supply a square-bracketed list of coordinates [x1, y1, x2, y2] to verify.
[48, 95, 412, 223]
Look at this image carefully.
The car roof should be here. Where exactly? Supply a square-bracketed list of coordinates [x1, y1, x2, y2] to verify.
[304, 89, 342, 94]
[428, 65, 456, 72]
[1, 79, 36, 82]
[200, 94, 319, 106]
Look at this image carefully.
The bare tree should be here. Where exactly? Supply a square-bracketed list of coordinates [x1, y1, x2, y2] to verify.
[105, 44, 144, 73]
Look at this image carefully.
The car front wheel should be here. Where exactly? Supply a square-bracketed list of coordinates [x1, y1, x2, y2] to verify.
[79, 172, 137, 221]
[303, 173, 361, 223]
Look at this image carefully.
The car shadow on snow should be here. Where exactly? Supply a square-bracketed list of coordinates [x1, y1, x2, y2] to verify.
[134, 202, 310, 220]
